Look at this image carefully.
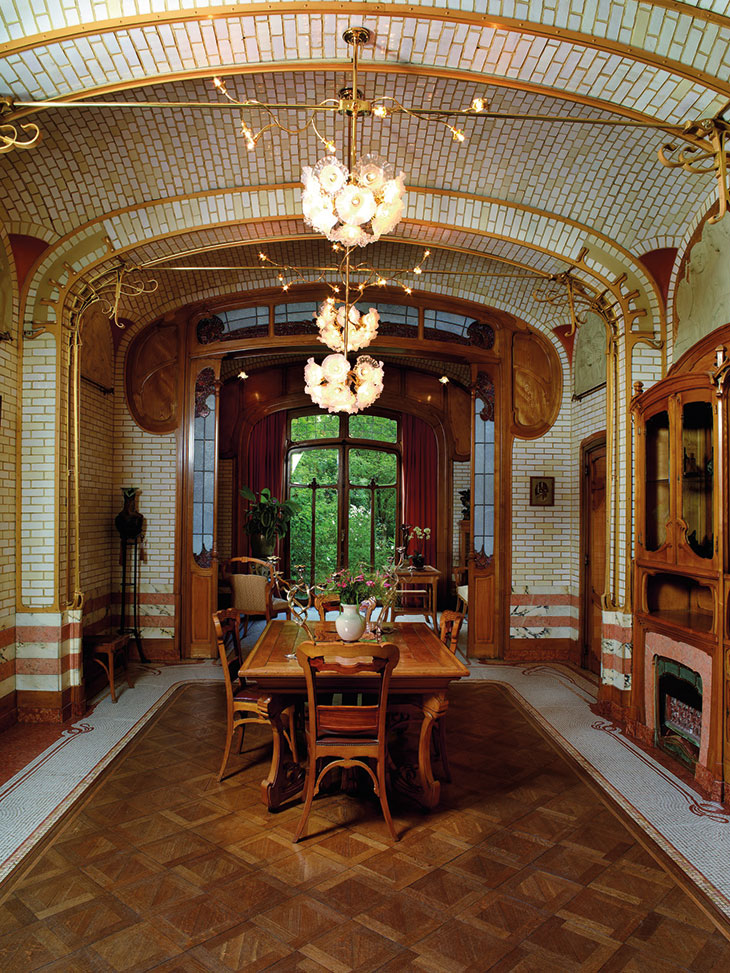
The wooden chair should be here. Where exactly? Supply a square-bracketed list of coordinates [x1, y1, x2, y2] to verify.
[439, 610, 465, 653]
[453, 566, 468, 615]
[432, 610, 465, 781]
[223, 557, 291, 635]
[314, 592, 340, 621]
[293, 639, 400, 843]
[213, 610, 297, 781]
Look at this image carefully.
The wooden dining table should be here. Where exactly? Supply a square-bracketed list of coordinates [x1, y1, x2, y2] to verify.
[239, 619, 469, 811]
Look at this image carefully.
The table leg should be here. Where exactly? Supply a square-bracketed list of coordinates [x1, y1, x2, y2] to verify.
[257, 694, 305, 810]
[391, 692, 448, 808]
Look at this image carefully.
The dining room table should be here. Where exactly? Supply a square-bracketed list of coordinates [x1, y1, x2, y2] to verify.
[238, 618, 469, 811]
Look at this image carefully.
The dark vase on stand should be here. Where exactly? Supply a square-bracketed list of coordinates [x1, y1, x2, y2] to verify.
[410, 552, 426, 570]
[115, 488, 148, 663]
[115, 489, 144, 541]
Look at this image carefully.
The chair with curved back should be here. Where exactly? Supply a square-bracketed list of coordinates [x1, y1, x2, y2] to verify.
[439, 609, 465, 653]
[432, 610, 465, 781]
[453, 566, 468, 615]
[213, 609, 297, 781]
[223, 556, 291, 636]
[293, 639, 400, 843]
[314, 591, 341, 621]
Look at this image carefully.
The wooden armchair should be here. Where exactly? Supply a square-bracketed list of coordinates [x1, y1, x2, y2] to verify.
[314, 592, 340, 621]
[223, 556, 291, 635]
[293, 639, 400, 843]
[433, 610, 465, 781]
[213, 610, 297, 781]
[439, 610, 465, 653]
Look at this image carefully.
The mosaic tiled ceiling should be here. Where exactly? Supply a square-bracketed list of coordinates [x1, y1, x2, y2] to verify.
[1, 2, 728, 332]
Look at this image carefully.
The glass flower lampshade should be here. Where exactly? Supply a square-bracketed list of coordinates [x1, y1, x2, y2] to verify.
[301, 153, 406, 247]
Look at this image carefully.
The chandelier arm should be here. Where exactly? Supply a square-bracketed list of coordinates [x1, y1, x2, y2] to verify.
[310, 117, 335, 152]
[709, 127, 728, 224]
[0, 120, 41, 153]
[245, 109, 332, 148]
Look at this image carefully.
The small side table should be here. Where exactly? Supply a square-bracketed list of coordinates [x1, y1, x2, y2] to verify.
[83, 634, 134, 703]
[392, 566, 441, 631]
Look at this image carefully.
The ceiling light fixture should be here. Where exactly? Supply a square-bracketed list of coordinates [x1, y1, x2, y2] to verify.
[298, 27, 401, 414]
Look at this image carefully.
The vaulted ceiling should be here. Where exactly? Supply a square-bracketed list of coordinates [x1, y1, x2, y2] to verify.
[1, 2, 728, 342]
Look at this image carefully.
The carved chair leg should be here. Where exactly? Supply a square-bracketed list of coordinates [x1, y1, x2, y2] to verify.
[218, 720, 235, 781]
[376, 757, 399, 842]
[293, 760, 318, 842]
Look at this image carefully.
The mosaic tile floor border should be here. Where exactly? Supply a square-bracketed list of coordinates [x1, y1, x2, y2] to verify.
[1, 624, 729, 924]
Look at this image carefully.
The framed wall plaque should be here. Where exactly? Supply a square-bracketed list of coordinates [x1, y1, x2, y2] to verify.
[530, 475, 554, 507]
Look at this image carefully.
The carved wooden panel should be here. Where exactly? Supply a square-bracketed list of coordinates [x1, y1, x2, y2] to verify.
[79, 305, 114, 388]
[447, 385, 471, 459]
[190, 572, 213, 652]
[125, 320, 180, 434]
[404, 369, 441, 404]
[469, 570, 495, 656]
[512, 330, 562, 439]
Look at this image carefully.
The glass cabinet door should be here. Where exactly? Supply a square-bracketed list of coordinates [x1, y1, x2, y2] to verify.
[681, 400, 713, 559]
[645, 410, 670, 551]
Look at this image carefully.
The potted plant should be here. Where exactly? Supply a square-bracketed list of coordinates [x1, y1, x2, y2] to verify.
[240, 486, 299, 559]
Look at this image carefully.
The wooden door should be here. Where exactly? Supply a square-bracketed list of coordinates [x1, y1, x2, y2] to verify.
[581, 436, 606, 674]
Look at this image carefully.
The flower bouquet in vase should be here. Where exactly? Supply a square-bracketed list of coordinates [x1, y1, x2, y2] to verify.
[325, 569, 383, 642]
[407, 526, 431, 570]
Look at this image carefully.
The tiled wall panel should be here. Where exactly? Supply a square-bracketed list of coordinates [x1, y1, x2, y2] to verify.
[0, 239, 18, 722]
[511, 358, 576, 641]
[20, 333, 57, 608]
[80, 381, 115, 634]
[112, 373, 177, 650]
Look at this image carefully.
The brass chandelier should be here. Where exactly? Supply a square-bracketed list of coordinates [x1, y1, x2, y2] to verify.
[224, 25, 475, 415]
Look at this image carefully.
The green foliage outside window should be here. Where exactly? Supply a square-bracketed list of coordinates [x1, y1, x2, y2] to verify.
[290, 413, 339, 441]
[287, 419, 399, 583]
[349, 414, 397, 442]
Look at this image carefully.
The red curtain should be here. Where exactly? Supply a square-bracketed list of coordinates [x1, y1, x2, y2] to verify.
[240, 411, 287, 553]
[401, 414, 437, 565]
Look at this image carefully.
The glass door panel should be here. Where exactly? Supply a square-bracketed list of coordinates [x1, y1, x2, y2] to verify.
[645, 410, 670, 551]
[287, 431, 399, 582]
[374, 489, 397, 567]
[348, 448, 397, 570]
[289, 448, 340, 585]
[681, 400, 713, 558]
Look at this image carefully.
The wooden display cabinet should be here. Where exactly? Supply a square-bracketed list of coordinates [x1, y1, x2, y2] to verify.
[632, 332, 729, 801]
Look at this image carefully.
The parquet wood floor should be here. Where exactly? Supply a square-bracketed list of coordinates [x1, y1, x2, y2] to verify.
[1, 681, 729, 972]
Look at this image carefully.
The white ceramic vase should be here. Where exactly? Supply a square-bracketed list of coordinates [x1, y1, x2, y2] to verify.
[335, 603, 365, 642]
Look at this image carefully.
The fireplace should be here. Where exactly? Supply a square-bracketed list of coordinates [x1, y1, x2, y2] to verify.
[655, 657, 702, 770]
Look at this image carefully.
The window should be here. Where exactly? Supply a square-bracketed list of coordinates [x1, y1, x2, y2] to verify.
[287, 413, 399, 584]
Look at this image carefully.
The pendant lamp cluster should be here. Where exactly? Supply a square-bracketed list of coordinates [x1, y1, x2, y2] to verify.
[298, 28, 398, 414]
[301, 154, 406, 248]
[223, 25, 472, 413]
